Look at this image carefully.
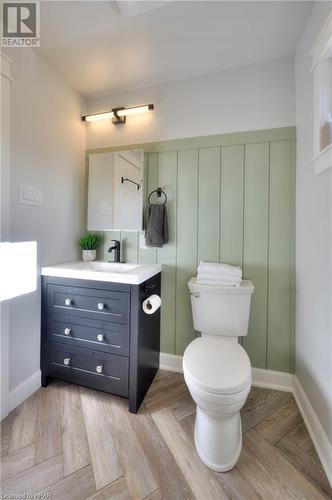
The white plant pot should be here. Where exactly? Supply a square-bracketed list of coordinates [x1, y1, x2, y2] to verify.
[82, 249, 96, 262]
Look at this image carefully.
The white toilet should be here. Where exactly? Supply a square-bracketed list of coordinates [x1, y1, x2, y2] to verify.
[183, 277, 254, 472]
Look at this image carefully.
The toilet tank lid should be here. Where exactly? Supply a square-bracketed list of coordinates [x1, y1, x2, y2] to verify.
[188, 277, 254, 295]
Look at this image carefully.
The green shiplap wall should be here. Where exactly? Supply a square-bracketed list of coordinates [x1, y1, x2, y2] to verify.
[87, 127, 295, 373]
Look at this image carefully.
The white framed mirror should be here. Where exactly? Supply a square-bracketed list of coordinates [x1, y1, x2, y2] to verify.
[87, 149, 144, 231]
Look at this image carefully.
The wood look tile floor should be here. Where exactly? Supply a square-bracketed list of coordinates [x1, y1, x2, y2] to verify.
[1, 371, 331, 500]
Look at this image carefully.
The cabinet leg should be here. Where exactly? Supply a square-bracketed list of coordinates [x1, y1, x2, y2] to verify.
[129, 397, 139, 414]
[41, 374, 49, 387]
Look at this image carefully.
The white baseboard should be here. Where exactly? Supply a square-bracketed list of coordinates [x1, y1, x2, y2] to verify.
[8, 370, 41, 414]
[160, 352, 183, 373]
[251, 367, 294, 392]
[159, 352, 294, 392]
[293, 376, 332, 487]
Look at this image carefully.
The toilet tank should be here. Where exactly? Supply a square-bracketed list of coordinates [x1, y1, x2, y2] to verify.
[188, 278, 254, 337]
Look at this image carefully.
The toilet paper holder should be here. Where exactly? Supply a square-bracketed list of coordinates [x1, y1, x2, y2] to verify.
[142, 294, 161, 315]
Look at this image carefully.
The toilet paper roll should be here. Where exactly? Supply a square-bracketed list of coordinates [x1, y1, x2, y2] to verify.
[142, 294, 161, 315]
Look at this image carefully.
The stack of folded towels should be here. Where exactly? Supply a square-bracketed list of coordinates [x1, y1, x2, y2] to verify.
[197, 261, 242, 287]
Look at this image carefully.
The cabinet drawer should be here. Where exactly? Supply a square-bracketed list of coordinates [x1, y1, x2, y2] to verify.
[47, 284, 130, 324]
[48, 313, 129, 356]
[45, 342, 129, 397]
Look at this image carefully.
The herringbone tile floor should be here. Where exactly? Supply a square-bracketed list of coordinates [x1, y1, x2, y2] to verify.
[1, 370, 331, 500]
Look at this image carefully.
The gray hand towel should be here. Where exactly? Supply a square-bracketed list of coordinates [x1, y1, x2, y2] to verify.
[145, 204, 169, 247]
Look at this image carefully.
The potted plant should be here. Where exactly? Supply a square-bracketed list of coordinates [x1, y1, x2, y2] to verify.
[79, 233, 102, 262]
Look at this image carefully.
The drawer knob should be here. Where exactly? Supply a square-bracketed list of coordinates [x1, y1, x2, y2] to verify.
[97, 334, 104, 342]
[63, 357, 71, 366]
[96, 365, 103, 374]
[64, 328, 72, 336]
[65, 298, 72, 307]
[97, 303, 105, 311]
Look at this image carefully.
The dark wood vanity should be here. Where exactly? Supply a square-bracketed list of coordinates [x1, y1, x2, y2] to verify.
[40, 271, 161, 413]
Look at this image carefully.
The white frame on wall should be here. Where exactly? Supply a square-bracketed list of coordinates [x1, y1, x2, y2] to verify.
[311, 11, 332, 174]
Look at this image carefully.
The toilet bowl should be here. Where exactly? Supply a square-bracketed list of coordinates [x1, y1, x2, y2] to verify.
[183, 336, 251, 471]
[184, 278, 254, 471]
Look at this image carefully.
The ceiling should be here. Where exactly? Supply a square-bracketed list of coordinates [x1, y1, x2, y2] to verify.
[37, 1, 313, 99]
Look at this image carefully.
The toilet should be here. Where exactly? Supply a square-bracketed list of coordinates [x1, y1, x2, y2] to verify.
[183, 277, 254, 472]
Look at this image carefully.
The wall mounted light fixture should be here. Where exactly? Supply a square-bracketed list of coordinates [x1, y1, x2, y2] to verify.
[82, 104, 154, 125]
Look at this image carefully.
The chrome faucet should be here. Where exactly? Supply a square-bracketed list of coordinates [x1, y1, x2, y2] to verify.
[108, 240, 121, 262]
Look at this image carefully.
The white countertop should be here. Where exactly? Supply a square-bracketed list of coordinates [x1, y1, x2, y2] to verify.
[41, 261, 162, 285]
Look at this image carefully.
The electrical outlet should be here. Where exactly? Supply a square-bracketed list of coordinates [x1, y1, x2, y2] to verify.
[20, 184, 42, 206]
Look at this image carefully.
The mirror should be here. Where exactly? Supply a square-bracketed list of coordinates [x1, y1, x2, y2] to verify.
[87, 149, 144, 231]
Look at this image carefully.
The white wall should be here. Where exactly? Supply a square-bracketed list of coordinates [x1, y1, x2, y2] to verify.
[7, 48, 86, 396]
[87, 57, 295, 149]
[295, 1, 332, 446]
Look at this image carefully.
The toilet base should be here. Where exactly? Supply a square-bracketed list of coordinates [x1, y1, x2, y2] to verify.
[193, 406, 243, 472]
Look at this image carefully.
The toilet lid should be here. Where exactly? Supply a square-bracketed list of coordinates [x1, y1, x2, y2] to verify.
[183, 337, 251, 395]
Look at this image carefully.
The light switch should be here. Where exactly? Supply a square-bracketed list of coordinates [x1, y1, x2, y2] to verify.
[20, 184, 42, 206]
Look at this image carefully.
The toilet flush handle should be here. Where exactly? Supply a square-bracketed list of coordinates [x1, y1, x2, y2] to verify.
[189, 291, 201, 298]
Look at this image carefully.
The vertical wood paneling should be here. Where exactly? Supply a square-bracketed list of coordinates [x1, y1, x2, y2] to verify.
[121, 232, 138, 263]
[138, 153, 158, 264]
[157, 151, 178, 354]
[243, 143, 269, 369]
[267, 141, 293, 372]
[220, 145, 244, 266]
[143, 152, 149, 207]
[197, 147, 221, 262]
[137, 154, 149, 263]
[176, 149, 199, 355]
[99, 131, 295, 372]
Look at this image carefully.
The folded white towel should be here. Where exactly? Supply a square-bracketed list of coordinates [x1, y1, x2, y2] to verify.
[197, 261, 242, 278]
[196, 279, 240, 287]
[196, 272, 242, 282]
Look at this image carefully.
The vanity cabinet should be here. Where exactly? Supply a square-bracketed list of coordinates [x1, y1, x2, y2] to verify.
[41, 272, 161, 413]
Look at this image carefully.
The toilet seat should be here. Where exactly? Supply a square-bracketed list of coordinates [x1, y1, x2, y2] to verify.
[183, 337, 251, 395]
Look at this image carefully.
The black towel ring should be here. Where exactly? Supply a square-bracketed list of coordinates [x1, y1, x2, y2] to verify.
[148, 187, 167, 206]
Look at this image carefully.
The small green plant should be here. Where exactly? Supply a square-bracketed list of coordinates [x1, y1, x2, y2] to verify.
[79, 233, 102, 250]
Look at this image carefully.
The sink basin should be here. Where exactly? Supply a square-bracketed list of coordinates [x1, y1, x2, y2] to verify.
[84, 262, 138, 273]
[41, 260, 161, 285]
